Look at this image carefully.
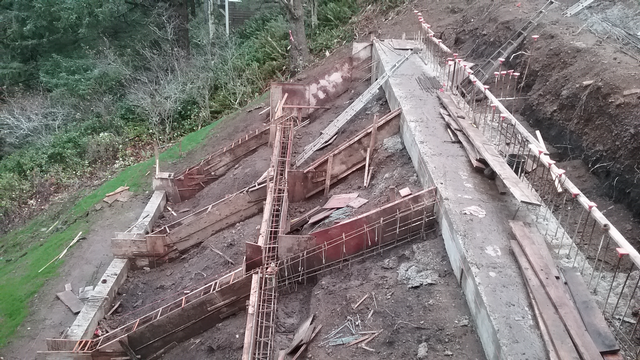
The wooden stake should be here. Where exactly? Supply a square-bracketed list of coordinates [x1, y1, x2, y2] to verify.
[324, 155, 333, 196]
[39, 232, 83, 273]
[107, 300, 122, 316]
[154, 142, 160, 176]
[369, 115, 378, 151]
[353, 293, 370, 309]
[364, 148, 371, 187]
[210, 245, 235, 265]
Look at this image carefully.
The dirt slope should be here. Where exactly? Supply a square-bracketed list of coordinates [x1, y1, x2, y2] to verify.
[372, 0, 640, 218]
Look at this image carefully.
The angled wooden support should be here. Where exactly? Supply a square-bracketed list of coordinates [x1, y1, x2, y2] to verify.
[439, 93, 540, 205]
[288, 108, 402, 202]
[172, 127, 270, 202]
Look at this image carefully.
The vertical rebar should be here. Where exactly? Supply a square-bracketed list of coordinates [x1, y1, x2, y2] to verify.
[604, 249, 627, 315]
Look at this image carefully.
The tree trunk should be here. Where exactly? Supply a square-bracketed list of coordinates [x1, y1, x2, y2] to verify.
[170, 0, 190, 55]
[310, 0, 318, 29]
[187, 0, 196, 18]
[284, 0, 309, 75]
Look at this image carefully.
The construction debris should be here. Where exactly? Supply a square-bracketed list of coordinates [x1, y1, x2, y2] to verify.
[347, 197, 368, 209]
[461, 206, 486, 218]
[324, 193, 359, 209]
[103, 186, 131, 204]
[398, 187, 412, 197]
[285, 314, 321, 356]
[209, 245, 235, 265]
[38, 232, 83, 273]
[352, 293, 370, 310]
[56, 290, 84, 314]
[289, 207, 324, 231]
[308, 209, 335, 224]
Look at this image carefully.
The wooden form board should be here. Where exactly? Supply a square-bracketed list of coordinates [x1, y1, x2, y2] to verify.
[510, 221, 602, 360]
[278, 235, 316, 260]
[288, 109, 401, 202]
[245, 242, 263, 272]
[140, 184, 267, 255]
[126, 274, 252, 358]
[56, 291, 84, 314]
[173, 128, 269, 201]
[439, 93, 540, 206]
[289, 206, 324, 231]
[561, 267, 620, 353]
[279, 188, 437, 278]
[270, 83, 310, 120]
[511, 241, 580, 360]
[439, 109, 486, 172]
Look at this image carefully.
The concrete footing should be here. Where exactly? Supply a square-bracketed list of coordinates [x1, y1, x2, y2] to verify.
[66, 258, 129, 340]
[373, 40, 547, 359]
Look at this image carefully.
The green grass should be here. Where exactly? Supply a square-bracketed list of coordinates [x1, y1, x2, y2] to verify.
[0, 110, 234, 348]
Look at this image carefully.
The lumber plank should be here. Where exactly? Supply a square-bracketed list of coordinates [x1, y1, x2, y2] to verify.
[56, 290, 84, 314]
[286, 314, 315, 354]
[439, 109, 485, 171]
[439, 93, 540, 205]
[561, 267, 620, 353]
[118, 340, 139, 360]
[289, 207, 323, 231]
[511, 221, 560, 280]
[602, 352, 624, 360]
[511, 241, 579, 360]
[510, 221, 602, 360]
[295, 51, 411, 166]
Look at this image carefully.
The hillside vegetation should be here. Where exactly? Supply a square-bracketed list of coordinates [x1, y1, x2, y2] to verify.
[0, 0, 406, 347]
[0, 0, 377, 231]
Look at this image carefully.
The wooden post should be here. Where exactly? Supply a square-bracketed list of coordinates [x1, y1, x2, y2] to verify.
[364, 114, 378, 187]
[154, 142, 160, 176]
[324, 155, 333, 196]
[364, 149, 371, 187]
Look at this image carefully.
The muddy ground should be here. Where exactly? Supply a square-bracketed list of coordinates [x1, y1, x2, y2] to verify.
[101, 51, 482, 358]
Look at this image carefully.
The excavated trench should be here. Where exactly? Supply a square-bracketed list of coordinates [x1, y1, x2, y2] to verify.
[413, 0, 640, 238]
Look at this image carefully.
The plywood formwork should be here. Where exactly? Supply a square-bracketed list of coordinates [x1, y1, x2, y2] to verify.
[170, 127, 270, 202]
[39, 268, 250, 360]
[39, 189, 438, 360]
[111, 182, 267, 260]
[288, 108, 402, 202]
[277, 188, 438, 287]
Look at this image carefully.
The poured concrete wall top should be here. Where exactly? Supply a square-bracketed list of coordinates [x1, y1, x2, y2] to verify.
[372, 40, 547, 360]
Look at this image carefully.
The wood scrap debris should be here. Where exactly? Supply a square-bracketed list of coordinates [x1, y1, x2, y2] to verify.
[284, 314, 321, 357]
[209, 245, 235, 265]
[308, 209, 335, 224]
[103, 186, 132, 204]
[289, 207, 324, 231]
[107, 300, 122, 316]
[39, 232, 83, 273]
[56, 290, 84, 314]
[352, 293, 370, 310]
[324, 193, 359, 209]
[347, 197, 368, 209]
[398, 187, 412, 197]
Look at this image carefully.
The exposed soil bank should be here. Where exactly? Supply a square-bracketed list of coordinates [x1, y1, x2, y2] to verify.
[372, 0, 640, 218]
